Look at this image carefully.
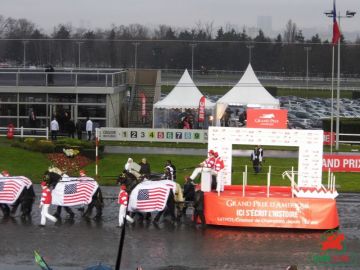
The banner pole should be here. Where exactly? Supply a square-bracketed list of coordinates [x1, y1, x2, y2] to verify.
[95, 128, 99, 177]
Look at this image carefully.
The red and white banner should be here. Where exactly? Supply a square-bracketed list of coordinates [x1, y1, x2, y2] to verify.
[198, 96, 206, 123]
[323, 132, 335, 145]
[128, 180, 176, 212]
[246, 109, 288, 129]
[140, 92, 146, 117]
[204, 186, 339, 229]
[323, 154, 360, 172]
[52, 178, 99, 206]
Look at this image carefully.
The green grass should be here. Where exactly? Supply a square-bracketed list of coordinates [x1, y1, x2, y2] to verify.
[1, 138, 359, 192]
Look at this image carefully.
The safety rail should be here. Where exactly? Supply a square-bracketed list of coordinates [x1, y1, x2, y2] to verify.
[0, 126, 49, 139]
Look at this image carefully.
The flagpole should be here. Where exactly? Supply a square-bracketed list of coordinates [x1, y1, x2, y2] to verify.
[330, 46, 334, 153]
[335, 16, 341, 151]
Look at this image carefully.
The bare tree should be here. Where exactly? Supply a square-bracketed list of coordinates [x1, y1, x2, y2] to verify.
[283, 20, 297, 43]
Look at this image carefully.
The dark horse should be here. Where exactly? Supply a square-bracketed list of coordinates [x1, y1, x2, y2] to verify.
[117, 171, 177, 223]
[44, 170, 103, 220]
[0, 178, 35, 219]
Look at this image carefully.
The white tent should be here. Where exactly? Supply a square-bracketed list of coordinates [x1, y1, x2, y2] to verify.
[153, 69, 215, 128]
[216, 64, 279, 125]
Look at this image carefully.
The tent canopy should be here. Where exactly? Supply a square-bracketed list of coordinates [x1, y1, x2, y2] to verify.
[217, 64, 279, 107]
[154, 69, 215, 109]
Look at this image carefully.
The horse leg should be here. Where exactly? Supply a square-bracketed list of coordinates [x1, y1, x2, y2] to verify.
[0, 204, 10, 217]
[64, 207, 74, 219]
[53, 206, 62, 219]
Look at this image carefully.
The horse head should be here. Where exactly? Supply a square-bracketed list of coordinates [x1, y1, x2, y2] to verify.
[43, 167, 63, 188]
[117, 170, 138, 193]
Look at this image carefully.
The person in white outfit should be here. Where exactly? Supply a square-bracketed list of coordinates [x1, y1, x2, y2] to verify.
[187, 150, 216, 181]
[39, 181, 57, 227]
[50, 117, 59, 141]
[86, 117, 93, 141]
[124, 158, 141, 179]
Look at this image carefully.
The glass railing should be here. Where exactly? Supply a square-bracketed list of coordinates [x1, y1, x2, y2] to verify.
[0, 70, 127, 87]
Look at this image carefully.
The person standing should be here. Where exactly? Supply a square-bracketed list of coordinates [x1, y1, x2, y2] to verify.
[65, 118, 76, 138]
[165, 160, 176, 181]
[118, 184, 134, 227]
[251, 145, 264, 174]
[39, 181, 57, 227]
[50, 117, 59, 141]
[75, 119, 83, 140]
[139, 158, 151, 178]
[86, 117, 93, 141]
[29, 110, 37, 135]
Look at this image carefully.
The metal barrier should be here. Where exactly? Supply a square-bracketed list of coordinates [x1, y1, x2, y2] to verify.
[0, 126, 49, 139]
[338, 133, 360, 144]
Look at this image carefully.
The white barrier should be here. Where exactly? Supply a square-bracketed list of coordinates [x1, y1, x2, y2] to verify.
[99, 127, 208, 143]
[0, 126, 49, 139]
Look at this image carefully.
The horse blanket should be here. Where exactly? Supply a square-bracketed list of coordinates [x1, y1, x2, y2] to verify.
[0, 176, 32, 204]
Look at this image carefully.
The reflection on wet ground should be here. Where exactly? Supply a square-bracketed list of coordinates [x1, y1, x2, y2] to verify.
[0, 187, 359, 270]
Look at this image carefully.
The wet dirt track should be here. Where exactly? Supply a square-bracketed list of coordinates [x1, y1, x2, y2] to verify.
[1, 187, 359, 270]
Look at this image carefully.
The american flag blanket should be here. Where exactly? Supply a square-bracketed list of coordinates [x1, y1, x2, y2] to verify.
[0, 176, 33, 204]
[51, 176, 99, 206]
[128, 180, 176, 213]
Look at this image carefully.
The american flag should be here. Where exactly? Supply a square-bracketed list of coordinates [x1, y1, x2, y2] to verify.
[128, 180, 171, 212]
[136, 187, 169, 211]
[52, 180, 98, 206]
[0, 179, 27, 204]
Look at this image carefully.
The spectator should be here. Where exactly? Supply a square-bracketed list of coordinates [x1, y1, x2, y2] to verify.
[250, 145, 264, 174]
[86, 117, 93, 141]
[50, 117, 59, 141]
[65, 118, 76, 138]
[182, 116, 192, 129]
[45, 64, 55, 85]
[165, 160, 176, 181]
[29, 110, 37, 135]
[139, 158, 151, 177]
[75, 119, 83, 140]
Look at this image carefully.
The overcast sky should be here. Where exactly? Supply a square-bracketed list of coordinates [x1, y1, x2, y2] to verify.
[2, 0, 359, 35]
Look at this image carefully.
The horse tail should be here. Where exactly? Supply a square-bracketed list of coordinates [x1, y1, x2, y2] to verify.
[96, 187, 104, 207]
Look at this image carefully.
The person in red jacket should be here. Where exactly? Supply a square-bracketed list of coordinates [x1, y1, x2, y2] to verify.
[39, 181, 57, 227]
[187, 150, 216, 181]
[118, 185, 134, 227]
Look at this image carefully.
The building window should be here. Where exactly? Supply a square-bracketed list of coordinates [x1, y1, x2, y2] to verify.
[78, 94, 106, 103]
[19, 93, 46, 102]
[49, 94, 76, 103]
[19, 104, 47, 117]
[0, 93, 17, 102]
[78, 105, 106, 118]
[0, 104, 17, 116]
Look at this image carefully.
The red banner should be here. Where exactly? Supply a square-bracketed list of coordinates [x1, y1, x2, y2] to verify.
[246, 109, 288, 129]
[140, 92, 146, 117]
[324, 132, 335, 145]
[204, 187, 339, 229]
[323, 154, 360, 172]
[198, 96, 206, 123]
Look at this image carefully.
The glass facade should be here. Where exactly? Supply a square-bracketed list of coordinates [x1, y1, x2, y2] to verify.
[0, 93, 107, 128]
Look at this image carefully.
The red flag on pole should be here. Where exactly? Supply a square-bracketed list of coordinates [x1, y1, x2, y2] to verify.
[332, 0, 341, 45]
[140, 92, 146, 117]
[198, 96, 206, 123]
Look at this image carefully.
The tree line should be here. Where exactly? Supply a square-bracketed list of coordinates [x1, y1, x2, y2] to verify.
[0, 15, 360, 76]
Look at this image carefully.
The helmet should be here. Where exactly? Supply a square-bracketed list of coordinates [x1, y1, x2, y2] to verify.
[214, 152, 219, 157]
[120, 184, 126, 190]
[1, 170, 9, 176]
[208, 150, 214, 155]
[40, 181, 47, 187]
[79, 170, 86, 177]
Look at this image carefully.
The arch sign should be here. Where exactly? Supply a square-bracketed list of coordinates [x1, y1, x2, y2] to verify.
[208, 127, 323, 188]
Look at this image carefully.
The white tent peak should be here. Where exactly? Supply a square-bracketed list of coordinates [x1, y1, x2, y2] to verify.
[238, 63, 262, 86]
[153, 69, 214, 109]
[216, 63, 279, 107]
